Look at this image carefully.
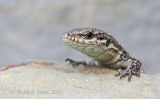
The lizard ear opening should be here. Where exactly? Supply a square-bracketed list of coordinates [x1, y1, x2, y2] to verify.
[106, 39, 111, 47]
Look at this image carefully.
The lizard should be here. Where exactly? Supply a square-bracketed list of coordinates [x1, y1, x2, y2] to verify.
[62, 28, 142, 81]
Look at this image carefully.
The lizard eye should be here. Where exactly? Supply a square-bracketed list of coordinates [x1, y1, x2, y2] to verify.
[86, 32, 94, 39]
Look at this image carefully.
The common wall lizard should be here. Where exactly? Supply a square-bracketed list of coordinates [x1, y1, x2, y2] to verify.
[62, 28, 142, 81]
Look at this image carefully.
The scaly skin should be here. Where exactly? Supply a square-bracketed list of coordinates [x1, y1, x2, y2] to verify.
[62, 28, 142, 81]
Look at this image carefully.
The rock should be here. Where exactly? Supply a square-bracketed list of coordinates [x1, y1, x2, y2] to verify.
[0, 61, 159, 99]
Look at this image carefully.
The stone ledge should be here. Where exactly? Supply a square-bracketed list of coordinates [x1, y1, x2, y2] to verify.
[0, 61, 159, 99]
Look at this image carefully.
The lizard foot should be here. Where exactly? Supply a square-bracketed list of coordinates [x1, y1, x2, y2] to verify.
[65, 58, 89, 67]
[115, 59, 141, 81]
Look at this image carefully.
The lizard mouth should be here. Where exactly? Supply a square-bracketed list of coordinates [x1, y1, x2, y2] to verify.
[62, 32, 105, 45]
[62, 33, 86, 45]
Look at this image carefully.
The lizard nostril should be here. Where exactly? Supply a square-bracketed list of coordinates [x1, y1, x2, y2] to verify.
[67, 33, 70, 36]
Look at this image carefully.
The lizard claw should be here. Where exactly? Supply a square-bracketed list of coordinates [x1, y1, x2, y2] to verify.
[115, 59, 141, 81]
[65, 58, 76, 64]
[65, 58, 89, 67]
[115, 68, 140, 81]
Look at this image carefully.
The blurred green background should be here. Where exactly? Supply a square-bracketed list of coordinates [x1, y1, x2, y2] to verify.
[0, 0, 160, 74]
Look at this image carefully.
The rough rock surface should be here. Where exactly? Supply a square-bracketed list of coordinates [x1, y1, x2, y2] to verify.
[0, 61, 159, 99]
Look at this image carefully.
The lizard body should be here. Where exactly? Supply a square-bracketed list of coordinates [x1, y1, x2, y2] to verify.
[62, 28, 141, 81]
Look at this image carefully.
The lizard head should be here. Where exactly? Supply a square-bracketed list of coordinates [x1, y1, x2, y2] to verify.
[62, 28, 115, 57]
[62, 28, 111, 46]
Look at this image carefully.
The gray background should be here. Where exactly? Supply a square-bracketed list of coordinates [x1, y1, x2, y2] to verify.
[0, 0, 159, 74]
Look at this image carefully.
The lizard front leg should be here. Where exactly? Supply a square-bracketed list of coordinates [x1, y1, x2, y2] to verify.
[115, 58, 141, 81]
[65, 58, 96, 67]
[65, 58, 89, 67]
